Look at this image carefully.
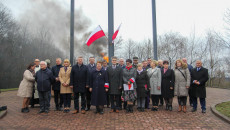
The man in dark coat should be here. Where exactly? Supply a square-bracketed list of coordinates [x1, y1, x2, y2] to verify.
[35, 61, 54, 114]
[86, 57, 96, 111]
[70, 57, 89, 114]
[107, 57, 123, 113]
[89, 62, 109, 114]
[51, 58, 63, 111]
[190, 60, 209, 113]
[182, 58, 194, 107]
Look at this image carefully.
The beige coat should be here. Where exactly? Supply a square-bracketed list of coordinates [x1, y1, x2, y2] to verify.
[174, 68, 191, 96]
[17, 70, 35, 97]
[59, 67, 73, 94]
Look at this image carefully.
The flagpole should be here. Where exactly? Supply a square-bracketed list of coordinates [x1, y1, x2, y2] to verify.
[152, 0, 158, 60]
[70, 0, 75, 65]
[108, 0, 114, 65]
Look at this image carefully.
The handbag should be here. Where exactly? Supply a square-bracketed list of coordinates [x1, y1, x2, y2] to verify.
[149, 68, 157, 78]
[177, 69, 186, 81]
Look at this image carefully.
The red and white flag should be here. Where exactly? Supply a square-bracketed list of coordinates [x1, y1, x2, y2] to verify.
[112, 23, 122, 42]
[85, 25, 106, 46]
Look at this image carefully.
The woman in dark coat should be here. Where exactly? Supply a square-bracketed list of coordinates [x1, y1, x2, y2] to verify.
[161, 60, 175, 111]
[136, 63, 150, 112]
[89, 61, 109, 114]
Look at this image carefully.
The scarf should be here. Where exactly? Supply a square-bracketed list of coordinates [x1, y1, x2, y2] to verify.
[126, 65, 132, 70]
[64, 67, 68, 72]
[137, 69, 143, 74]
[164, 68, 168, 73]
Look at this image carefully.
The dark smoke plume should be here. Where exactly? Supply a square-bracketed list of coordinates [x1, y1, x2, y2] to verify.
[19, 0, 107, 57]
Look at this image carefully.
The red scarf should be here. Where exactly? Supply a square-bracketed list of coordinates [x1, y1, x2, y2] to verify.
[126, 65, 132, 70]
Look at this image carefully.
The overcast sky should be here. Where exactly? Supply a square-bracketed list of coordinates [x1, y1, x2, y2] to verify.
[2, 0, 230, 41]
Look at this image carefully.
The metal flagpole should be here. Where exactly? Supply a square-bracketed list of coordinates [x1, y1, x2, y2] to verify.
[70, 0, 75, 65]
[152, 0, 158, 60]
[108, 0, 114, 65]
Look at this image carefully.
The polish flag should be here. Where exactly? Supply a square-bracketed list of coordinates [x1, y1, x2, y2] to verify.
[86, 25, 106, 46]
[112, 24, 122, 42]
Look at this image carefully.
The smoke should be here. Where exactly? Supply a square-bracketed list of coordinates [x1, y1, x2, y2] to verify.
[19, 0, 107, 57]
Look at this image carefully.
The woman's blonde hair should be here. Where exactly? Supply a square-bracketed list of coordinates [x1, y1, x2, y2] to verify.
[63, 59, 71, 67]
[150, 60, 158, 67]
[137, 63, 143, 67]
[175, 59, 187, 69]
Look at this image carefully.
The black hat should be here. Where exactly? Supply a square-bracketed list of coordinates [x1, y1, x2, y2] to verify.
[133, 57, 138, 60]
[126, 59, 132, 63]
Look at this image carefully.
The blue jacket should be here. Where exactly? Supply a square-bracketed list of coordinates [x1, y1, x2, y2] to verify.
[51, 65, 63, 90]
[35, 68, 54, 92]
[87, 64, 96, 87]
[70, 64, 89, 93]
[187, 64, 193, 73]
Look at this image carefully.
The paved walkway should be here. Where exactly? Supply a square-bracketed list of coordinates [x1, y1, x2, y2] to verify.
[0, 88, 230, 130]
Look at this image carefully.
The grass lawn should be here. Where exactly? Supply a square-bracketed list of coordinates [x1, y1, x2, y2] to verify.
[0, 88, 18, 92]
[216, 101, 230, 118]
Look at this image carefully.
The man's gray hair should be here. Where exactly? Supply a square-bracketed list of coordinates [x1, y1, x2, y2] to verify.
[56, 58, 62, 61]
[40, 61, 47, 66]
[119, 58, 124, 61]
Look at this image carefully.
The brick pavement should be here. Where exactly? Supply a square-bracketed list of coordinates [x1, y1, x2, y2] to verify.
[0, 87, 229, 130]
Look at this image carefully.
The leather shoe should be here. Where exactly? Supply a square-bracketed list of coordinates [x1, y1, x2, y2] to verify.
[100, 111, 104, 114]
[202, 110, 206, 113]
[169, 105, 172, 111]
[85, 108, 90, 111]
[38, 110, 44, 114]
[72, 110, 79, 114]
[81, 110, 86, 114]
[191, 108, 197, 112]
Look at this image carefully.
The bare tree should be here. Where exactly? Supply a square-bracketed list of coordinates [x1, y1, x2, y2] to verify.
[205, 30, 225, 87]
[157, 32, 187, 68]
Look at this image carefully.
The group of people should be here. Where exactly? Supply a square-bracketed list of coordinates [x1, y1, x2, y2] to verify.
[17, 56, 209, 114]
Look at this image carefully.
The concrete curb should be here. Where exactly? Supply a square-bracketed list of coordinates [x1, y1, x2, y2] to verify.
[0, 110, 7, 119]
[210, 103, 230, 124]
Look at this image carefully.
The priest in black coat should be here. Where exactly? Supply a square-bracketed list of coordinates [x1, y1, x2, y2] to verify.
[190, 60, 209, 113]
